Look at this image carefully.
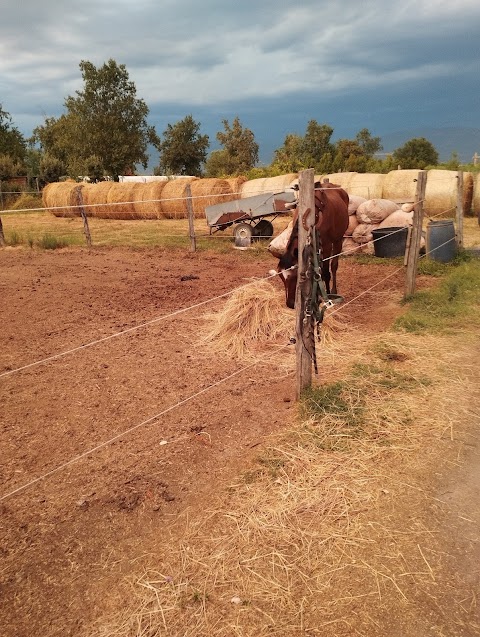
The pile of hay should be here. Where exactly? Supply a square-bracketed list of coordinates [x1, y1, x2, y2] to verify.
[201, 278, 347, 362]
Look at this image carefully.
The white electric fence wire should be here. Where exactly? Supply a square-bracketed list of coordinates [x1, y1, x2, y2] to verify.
[0, 269, 293, 379]
[0, 343, 292, 502]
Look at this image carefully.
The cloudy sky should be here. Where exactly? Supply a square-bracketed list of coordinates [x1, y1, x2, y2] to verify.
[1, 0, 479, 164]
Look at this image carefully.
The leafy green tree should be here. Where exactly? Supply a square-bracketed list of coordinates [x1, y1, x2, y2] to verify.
[204, 149, 235, 177]
[355, 128, 382, 158]
[156, 115, 209, 176]
[34, 59, 160, 180]
[0, 105, 27, 164]
[301, 120, 334, 168]
[272, 134, 305, 172]
[0, 155, 23, 181]
[215, 117, 259, 175]
[39, 154, 67, 184]
[393, 137, 439, 169]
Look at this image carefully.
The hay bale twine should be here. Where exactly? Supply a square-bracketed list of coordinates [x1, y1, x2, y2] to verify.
[425, 170, 474, 217]
[81, 181, 114, 217]
[382, 169, 421, 203]
[356, 198, 399, 224]
[160, 177, 199, 219]
[42, 181, 81, 217]
[133, 180, 168, 219]
[190, 178, 233, 217]
[348, 173, 386, 199]
[105, 182, 138, 219]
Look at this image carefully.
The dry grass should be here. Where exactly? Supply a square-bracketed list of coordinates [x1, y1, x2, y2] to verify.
[95, 318, 480, 637]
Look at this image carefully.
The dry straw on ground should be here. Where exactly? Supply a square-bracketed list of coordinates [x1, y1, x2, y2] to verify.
[96, 329, 480, 637]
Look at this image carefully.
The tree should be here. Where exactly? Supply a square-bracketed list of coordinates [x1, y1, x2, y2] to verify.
[272, 134, 306, 172]
[355, 128, 382, 158]
[301, 120, 334, 168]
[156, 115, 209, 176]
[0, 104, 27, 164]
[204, 149, 235, 177]
[34, 59, 160, 180]
[215, 117, 259, 175]
[393, 137, 439, 169]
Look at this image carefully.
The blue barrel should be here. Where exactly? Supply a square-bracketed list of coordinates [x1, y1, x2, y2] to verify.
[426, 220, 456, 262]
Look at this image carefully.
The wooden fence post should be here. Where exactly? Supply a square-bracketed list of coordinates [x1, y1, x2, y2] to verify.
[456, 171, 464, 249]
[404, 170, 427, 298]
[0, 216, 5, 246]
[185, 184, 196, 252]
[295, 168, 315, 399]
[74, 186, 92, 247]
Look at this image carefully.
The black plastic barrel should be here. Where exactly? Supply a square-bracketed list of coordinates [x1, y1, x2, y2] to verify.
[372, 226, 408, 258]
[426, 220, 456, 262]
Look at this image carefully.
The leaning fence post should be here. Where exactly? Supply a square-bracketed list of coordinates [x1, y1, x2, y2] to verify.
[404, 170, 427, 298]
[456, 171, 464, 249]
[74, 186, 92, 247]
[185, 184, 196, 252]
[295, 168, 315, 399]
[0, 216, 5, 246]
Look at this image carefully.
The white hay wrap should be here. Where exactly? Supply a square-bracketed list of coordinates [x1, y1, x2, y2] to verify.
[268, 220, 294, 258]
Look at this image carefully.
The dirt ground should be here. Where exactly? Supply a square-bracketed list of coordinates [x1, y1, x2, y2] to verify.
[0, 245, 478, 637]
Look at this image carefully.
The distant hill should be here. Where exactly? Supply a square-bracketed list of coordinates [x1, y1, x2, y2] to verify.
[379, 127, 480, 164]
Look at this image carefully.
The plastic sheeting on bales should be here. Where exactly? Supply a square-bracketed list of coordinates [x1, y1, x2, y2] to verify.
[348, 173, 385, 199]
[225, 177, 247, 199]
[241, 174, 298, 198]
[240, 178, 269, 198]
[382, 169, 421, 203]
[424, 170, 474, 217]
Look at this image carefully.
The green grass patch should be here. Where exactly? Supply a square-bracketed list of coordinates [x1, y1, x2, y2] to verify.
[395, 258, 480, 333]
[38, 233, 70, 250]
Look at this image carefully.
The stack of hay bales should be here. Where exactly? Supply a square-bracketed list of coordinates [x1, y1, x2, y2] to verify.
[42, 177, 238, 220]
[382, 169, 421, 204]
[240, 173, 298, 198]
[324, 172, 358, 191]
[225, 176, 247, 198]
[348, 173, 385, 199]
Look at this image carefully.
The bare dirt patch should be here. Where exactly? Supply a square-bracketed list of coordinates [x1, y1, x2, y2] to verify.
[0, 245, 476, 637]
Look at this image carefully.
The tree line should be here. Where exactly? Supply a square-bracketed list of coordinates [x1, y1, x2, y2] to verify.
[0, 58, 467, 187]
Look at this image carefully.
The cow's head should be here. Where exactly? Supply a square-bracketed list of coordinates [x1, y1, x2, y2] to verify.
[268, 222, 299, 309]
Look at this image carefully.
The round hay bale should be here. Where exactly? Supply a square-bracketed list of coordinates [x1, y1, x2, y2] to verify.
[42, 181, 87, 217]
[133, 181, 168, 219]
[424, 170, 474, 217]
[473, 173, 480, 217]
[190, 178, 233, 217]
[324, 172, 357, 191]
[263, 173, 298, 193]
[382, 169, 421, 203]
[348, 173, 386, 199]
[81, 181, 114, 217]
[160, 177, 199, 219]
[225, 176, 247, 198]
[240, 178, 269, 198]
[105, 182, 137, 218]
[356, 199, 399, 224]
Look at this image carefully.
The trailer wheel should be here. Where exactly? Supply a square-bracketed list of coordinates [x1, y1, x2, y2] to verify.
[233, 222, 253, 248]
[253, 220, 274, 240]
